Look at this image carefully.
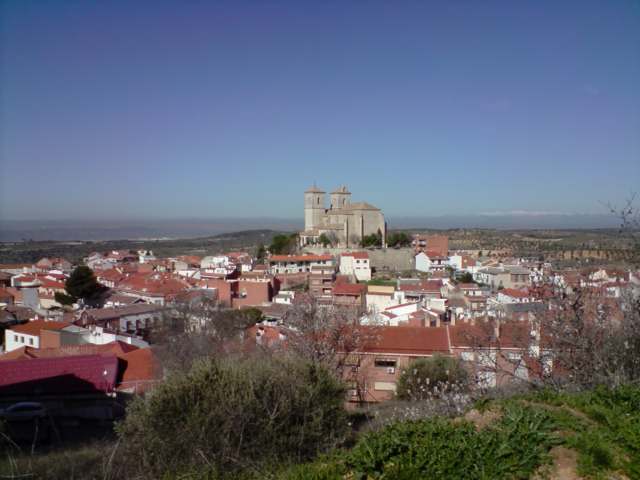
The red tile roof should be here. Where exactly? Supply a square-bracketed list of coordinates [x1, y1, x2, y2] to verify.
[360, 326, 451, 355]
[333, 283, 366, 296]
[10, 320, 71, 337]
[449, 321, 533, 349]
[120, 348, 161, 386]
[501, 288, 529, 298]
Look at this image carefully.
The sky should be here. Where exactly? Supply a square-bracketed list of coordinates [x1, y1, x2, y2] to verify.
[1, 0, 639, 222]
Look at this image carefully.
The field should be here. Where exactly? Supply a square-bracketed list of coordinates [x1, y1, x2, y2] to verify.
[0, 230, 286, 264]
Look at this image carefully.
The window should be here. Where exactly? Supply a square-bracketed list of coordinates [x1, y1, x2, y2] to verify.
[374, 381, 397, 392]
[374, 358, 397, 368]
[14, 335, 18, 342]
[20, 336, 24, 343]
[461, 351, 474, 362]
[29, 338, 34, 346]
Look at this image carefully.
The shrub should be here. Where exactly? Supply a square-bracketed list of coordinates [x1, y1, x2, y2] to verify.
[116, 354, 348, 478]
[284, 403, 559, 479]
[396, 355, 470, 401]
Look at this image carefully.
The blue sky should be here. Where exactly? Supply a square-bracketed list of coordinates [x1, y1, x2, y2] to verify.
[1, 0, 639, 221]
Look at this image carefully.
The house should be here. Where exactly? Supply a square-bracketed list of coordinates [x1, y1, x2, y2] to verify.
[458, 283, 483, 297]
[35, 257, 72, 272]
[309, 265, 336, 298]
[37, 277, 68, 309]
[97, 269, 125, 288]
[226, 252, 254, 272]
[375, 302, 421, 326]
[339, 252, 372, 282]
[231, 277, 274, 309]
[77, 304, 164, 335]
[137, 250, 156, 263]
[269, 254, 334, 275]
[332, 282, 367, 308]
[0, 347, 160, 419]
[104, 293, 148, 307]
[415, 251, 448, 273]
[0, 288, 15, 307]
[412, 234, 449, 256]
[497, 288, 532, 304]
[116, 272, 191, 305]
[448, 253, 478, 273]
[475, 266, 531, 291]
[0, 354, 119, 399]
[449, 320, 551, 388]
[397, 279, 443, 301]
[365, 285, 402, 313]
[201, 255, 233, 270]
[345, 326, 452, 403]
[4, 320, 71, 352]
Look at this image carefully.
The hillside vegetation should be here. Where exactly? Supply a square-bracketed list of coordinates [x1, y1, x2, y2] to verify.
[2, 385, 638, 479]
[280, 386, 640, 480]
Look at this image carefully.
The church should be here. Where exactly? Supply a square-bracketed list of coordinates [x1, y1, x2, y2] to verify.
[299, 185, 386, 248]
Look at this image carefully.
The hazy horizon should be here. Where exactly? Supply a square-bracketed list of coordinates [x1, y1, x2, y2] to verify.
[0, 212, 623, 242]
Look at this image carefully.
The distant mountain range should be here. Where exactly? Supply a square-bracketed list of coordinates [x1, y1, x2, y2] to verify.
[0, 213, 620, 242]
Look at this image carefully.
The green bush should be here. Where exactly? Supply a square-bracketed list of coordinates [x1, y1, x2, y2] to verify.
[116, 354, 348, 478]
[396, 355, 470, 400]
[283, 403, 558, 479]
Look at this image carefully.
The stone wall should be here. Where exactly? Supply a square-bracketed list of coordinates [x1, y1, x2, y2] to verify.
[303, 247, 415, 272]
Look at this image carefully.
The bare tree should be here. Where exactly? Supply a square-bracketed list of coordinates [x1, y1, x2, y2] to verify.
[281, 295, 379, 379]
[151, 297, 261, 373]
[606, 193, 640, 265]
[461, 279, 640, 392]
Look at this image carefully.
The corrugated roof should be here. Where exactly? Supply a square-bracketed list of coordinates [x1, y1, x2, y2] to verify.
[0, 354, 119, 396]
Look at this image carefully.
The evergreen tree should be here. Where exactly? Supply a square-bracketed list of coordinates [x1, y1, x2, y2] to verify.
[64, 266, 107, 306]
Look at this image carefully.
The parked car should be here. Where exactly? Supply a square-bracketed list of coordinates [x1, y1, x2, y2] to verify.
[0, 402, 47, 421]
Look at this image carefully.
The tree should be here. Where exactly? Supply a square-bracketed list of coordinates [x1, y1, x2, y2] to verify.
[318, 233, 331, 247]
[151, 297, 260, 373]
[63, 266, 107, 306]
[256, 243, 266, 262]
[281, 296, 377, 378]
[457, 272, 475, 284]
[269, 233, 298, 255]
[396, 355, 470, 400]
[387, 231, 411, 248]
[54, 291, 75, 306]
[361, 229, 383, 248]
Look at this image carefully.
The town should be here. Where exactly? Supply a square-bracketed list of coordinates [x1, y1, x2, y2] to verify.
[1, 186, 638, 414]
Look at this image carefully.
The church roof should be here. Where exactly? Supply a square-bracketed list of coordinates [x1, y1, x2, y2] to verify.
[305, 185, 325, 193]
[348, 202, 380, 210]
[327, 202, 380, 213]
